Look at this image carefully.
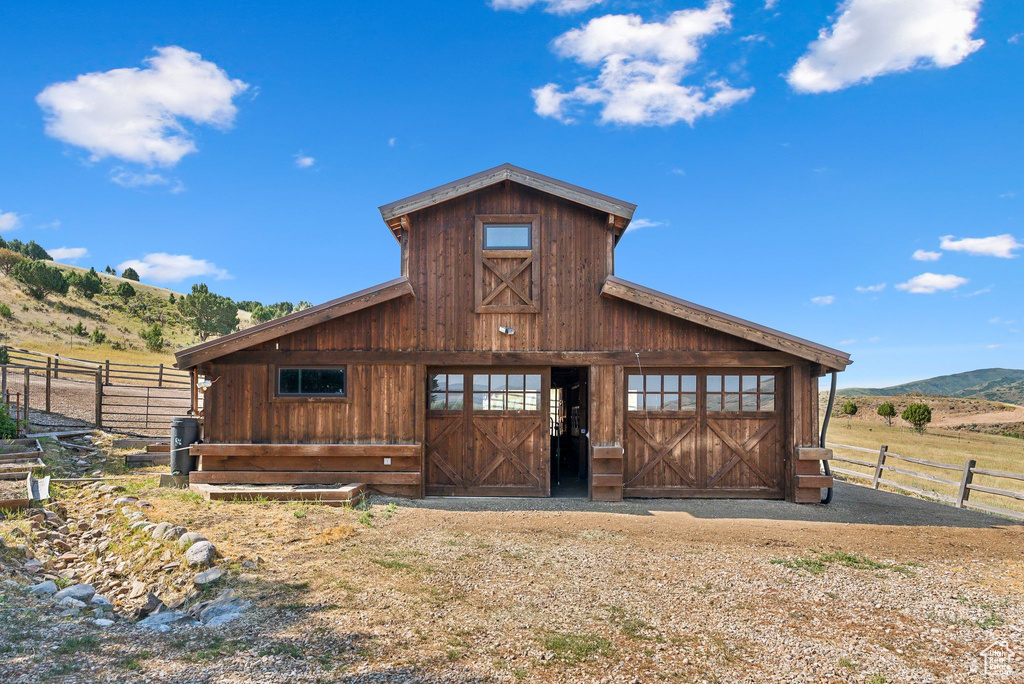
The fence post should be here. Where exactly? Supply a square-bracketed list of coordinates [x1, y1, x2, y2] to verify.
[23, 367, 30, 427]
[158, 363, 164, 388]
[956, 459, 976, 508]
[94, 368, 103, 429]
[105, 359, 110, 386]
[54, 355, 59, 380]
[872, 445, 887, 489]
[1, 365, 6, 404]
[45, 357, 52, 413]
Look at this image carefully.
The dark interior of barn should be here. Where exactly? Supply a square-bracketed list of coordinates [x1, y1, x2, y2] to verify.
[550, 366, 588, 498]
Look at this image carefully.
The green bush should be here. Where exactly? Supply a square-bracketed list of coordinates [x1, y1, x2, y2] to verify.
[0, 346, 8, 364]
[877, 402, 896, 427]
[0, 302, 12, 319]
[140, 323, 164, 351]
[840, 400, 858, 417]
[70, 267, 103, 299]
[71, 320, 87, 337]
[121, 267, 140, 281]
[0, 407, 17, 439]
[115, 281, 136, 304]
[90, 328, 107, 344]
[0, 237, 51, 261]
[11, 259, 69, 299]
[901, 403, 932, 433]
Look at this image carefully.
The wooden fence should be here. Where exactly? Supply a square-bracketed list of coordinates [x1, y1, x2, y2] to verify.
[1, 348, 198, 436]
[828, 442, 1024, 522]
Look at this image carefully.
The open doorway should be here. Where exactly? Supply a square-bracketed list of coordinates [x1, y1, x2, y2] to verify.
[549, 367, 588, 498]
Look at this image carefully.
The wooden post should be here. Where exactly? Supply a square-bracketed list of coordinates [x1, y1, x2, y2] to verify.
[957, 459, 976, 508]
[94, 368, 103, 429]
[872, 445, 887, 489]
[105, 359, 110, 385]
[45, 358, 52, 413]
[158, 363, 164, 388]
[23, 368, 30, 426]
[190, 368, 199, 416]
[1, 365, 7, 405]
[54, 355, 59, 379]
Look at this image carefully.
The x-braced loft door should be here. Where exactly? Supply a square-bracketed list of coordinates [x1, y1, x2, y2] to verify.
[425, 368, 550, 497]
[623, 369, 784, 498]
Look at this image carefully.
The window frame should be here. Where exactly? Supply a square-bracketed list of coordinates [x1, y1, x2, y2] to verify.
[624, 368, 780, 417]
[426, 366, 548, 417]
[474, 214, 540, 314]
[482, 223, 533, 250]
[272, 365, 349, 402]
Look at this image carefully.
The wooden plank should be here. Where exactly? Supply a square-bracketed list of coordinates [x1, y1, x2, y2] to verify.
[796, 447, 832, 461]
[591, 473, 622, 488]
[796, 474, 833, 488]
[189, 482, 367, 505]
[198, 454, 419, 472]
[189, 471, 420, 485]
[962, 500, 1024, 522]
[191, 443, 421, 458]
[880, 463, 959, 487]
[830, 466, 872, 480]
[591, 445, 624, 460]
[966, 483, 1024, 502]
[970, 466, 1024, 483]
[794, 487, 822, 503]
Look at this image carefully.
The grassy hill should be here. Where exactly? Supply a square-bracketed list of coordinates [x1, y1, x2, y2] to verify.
[840, 368, 1024, 405]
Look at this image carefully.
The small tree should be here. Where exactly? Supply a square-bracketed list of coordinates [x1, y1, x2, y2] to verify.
[140, 323, 164, 351]
[70, 267, 103, 299]
[0, 346, 8, 364]
[104, 265, 115, 275]
[121, 267, 140, 281]
[168, 293, 175, 304]
[177, 283, 238, 342]
[877, 402, 896, 427]
[115, 281, 136, 304]
[0, 303, 11, 320]
[90, 328, 107, 344]
[11, 259, 69, 299]
[0, 248, 23, 276]
[71, 320, 87, 337]
[840, 399, 858, 427]
[22, 240, 51, 261]
[901, 403, 932, 434]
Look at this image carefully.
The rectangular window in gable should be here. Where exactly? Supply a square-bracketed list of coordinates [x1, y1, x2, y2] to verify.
[475, 214, 540, 313]
[483, 224, 532, 250]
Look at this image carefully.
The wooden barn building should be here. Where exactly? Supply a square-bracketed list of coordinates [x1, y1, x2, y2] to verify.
[175, 164, 850, 503]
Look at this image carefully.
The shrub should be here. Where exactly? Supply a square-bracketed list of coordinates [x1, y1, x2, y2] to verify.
[901, 403, 932, 433]
[0, 248, 23, 276]
[0, 237, 50, 261]
[168, 293, 175, 304]
[140, 323, 164, 351]
[840, 400, 858, 417]
[0, 407, 17, 439]
[0, 346, 8, 364]
[121, 267, 140, 281]
[877, 402, 896, 427]
[11, 259, 69, 299]
[71, 320, 87, 337]
[90, 328, 107, 344]
[115, 281, 136, 304]
[252, 301, 295, 323]
[70, 267, 103, 299]
[0, 302, 11, 319]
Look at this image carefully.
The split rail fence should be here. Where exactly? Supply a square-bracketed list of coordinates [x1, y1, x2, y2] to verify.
[1, 347, 198, 436]
[827, 442, 1024, 522]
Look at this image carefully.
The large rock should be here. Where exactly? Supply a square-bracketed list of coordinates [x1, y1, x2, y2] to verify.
[150, 522, 172, 540]
[161, 525, 187, 541]
[192, 589, 249, 627]
[54, 583, 95, 602]
[194, 568, 224, 587]
[177, 532, 207, 548]
[184, 541, 216, 568]
[28, 580, 58, 595]
[136, 611, 198, 631]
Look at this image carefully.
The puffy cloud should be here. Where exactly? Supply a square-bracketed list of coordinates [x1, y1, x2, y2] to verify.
[895, 272, 968, 294]
[491, 0, 602, 13]
[532, 2, 753, 126]
[811, 295, 836, 305]
[787, 0, 983, 93]
[625, 218, 664, 233]
[0, 210, 21, 232]
[912, 249, 942, 261]
[854, 283, 886, 293]
[117, 253, 231, 283]
[37, 46, 249, 167]
[940, 234, 1022, 258]
[109, 168, 184, 193]
[48, 246, 89, 262]
[294, 154, 315, 169]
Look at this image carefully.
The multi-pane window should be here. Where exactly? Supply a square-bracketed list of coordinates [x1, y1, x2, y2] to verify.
[628, 374, 697, 411]
[277, 368, 346, 397]
[483, 224, 531, 250]
[473, 373, 542, 411]
[428, 373, 464, 410]
[706, 374, 775, 413]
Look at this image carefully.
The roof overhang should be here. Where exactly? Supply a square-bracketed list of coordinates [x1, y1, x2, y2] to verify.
[175, 277, 415, 369]
[601, 276, 852, 372]
[378, 163, 636, 240]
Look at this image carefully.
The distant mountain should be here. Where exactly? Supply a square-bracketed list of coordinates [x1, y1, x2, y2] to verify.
[840, 369, 1024, 405]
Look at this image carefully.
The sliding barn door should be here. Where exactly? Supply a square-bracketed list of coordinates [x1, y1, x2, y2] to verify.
[623, 369, 784, 498]
[425, 368, 549, 497]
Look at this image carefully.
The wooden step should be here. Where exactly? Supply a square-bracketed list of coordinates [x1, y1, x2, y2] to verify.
[796, 474, 834, 489]
[145, 444, 170, 454]
[188, 482, 367, 506]
[796, 447, 832, 461]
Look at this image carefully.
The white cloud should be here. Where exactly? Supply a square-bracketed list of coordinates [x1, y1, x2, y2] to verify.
[48, 246, 89, 262]
[855, 282, 885, 293]
[491, 0, 603, 14]
[109, 168, 185, 193]
[37, 46, 249, 167]
[388, 137, 397, 147]
[532, 2, 754, 126]
[117, 253, 231, 283]
[940, 234, 1022, 258]
[37, 219, 62, 230]
[811, 295, 836, 305]
[787, 0, 983, 93]
[962, 286, 992, 297]
[294, 154, 315, 169]
[1010, 33, 1023, 45]
[987, 344, 1002, 349]
[912, 249, 942, 261]
[765, 0, 780, 9]
[0, 210, 21, 233]
[895, 272, 968, 294]
[867, 336, 880, 342]
[839, 338, 856, 345]
[625, 218, 664, 233]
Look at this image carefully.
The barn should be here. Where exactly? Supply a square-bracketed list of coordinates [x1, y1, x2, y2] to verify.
[175, 164, 850, 503]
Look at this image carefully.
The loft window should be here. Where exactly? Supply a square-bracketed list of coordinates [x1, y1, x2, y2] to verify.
[483, 223, 532, 250]
[277, 367, 347, 397]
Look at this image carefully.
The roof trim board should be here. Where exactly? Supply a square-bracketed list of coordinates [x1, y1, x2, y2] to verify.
[378, 163, 637, 227]
[174, 277, 415, 369]
[600, 276, 852, 371]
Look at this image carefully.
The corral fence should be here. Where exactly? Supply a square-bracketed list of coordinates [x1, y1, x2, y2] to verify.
[1, 347, 199, 436]
[828, 442, 1024, 522]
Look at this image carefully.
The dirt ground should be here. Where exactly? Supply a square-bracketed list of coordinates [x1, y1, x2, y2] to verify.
[4, 475, 1023, 683]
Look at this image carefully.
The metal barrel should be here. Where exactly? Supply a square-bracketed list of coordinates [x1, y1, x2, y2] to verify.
[169, 416, 200, 475]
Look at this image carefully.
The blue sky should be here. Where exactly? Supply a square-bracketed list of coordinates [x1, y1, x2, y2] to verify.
[0, 0, 1020, 387]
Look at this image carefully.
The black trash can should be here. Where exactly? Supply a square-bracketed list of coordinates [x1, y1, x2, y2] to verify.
[170, 417, 200, 475]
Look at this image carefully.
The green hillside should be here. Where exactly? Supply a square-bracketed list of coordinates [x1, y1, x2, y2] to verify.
[840, 368, 1024, 405]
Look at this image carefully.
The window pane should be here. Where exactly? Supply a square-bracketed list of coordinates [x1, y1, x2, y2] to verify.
[490, 374, 507, 391]
[707, 375, 722, 392]
[473, 392, 488, 410]
[707, 394, 722, 411]
[663, 394, 679, 411]
[300, 369, 346, 394]
[628, 393, 641, 411]
[484, 224, 531, 249]
[473, 374, 489, 391]
[507, 392, 525, 410]
[760, 375, 775, 392]
[489, 393, 506, 410]
[645, 394, 662, 410]
[448, 374, 464, 391]
[759, 394, 775, 411]
[724, 375, 740, 392]
[525, 392, 540, 410]
[508, 374, 525, 391]
[724, 393, 740, 411]
[430, 374, 445, 392]
[525, 374, 542, 391]
[680, 394, 697, 411]
[742, 375, 758, 392]
[628, 375, 644, 392]
[646, 375, 662, 392]
[742, 394, 758, 412]
[448, 394, 464, 410]
[429, 393, 447, 410]
[681, 375, 697, 392]
[663, 375, 679, 392]
[279, 369, 300, 394]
